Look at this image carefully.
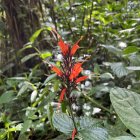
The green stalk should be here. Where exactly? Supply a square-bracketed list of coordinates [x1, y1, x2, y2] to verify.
[67, 82, 77, 131]
[82, 92, 111, 113]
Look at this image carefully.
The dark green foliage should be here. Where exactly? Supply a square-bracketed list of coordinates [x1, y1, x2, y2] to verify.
[0, 0, 140, 139]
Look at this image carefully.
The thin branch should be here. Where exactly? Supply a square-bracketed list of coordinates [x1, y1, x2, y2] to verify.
[87, 1, 94, 33]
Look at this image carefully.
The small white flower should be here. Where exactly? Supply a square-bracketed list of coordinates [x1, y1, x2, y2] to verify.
[83, 103, 87, 109]
[86, 106, 91, 110]
[85, 112, 91, 116]
[72, 103, 79, 110]
[57, 54, 63, 61]
[84, 70, 91, 75]
[85, 81, 91, 87]
[83, 103, 90, 110]
[92, 108, 101, 115]
[118, 42, 127, 48]
[71, 17, 75, 22]
[127, 85, 131, 89]
[81, 84, 85, 89]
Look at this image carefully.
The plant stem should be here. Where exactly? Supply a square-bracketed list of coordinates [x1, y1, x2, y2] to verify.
[82, 91, 111, 113]
[67, 82, 77, 130]
[68, 99, 77, 130]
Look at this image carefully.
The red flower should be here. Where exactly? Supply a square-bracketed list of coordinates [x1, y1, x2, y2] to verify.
[69, 63, 82, 81]
[59, 88, 66, 103]
[58, 38, 69, 56]
[72, 128, 77, 140]
[70, 44, 79, 56]
[75, 76, 88, 83]
[70, 36, 83, 56]
[51, 65, 63, 77]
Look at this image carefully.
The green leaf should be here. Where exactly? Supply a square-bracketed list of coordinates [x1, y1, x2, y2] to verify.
[47, 103, 54, 128]
[18, 84, 29, 96]
[19, 42, 33, 53]
[109, 136, 140, 140]
[111, 62, 129, 78]
[78, 117, 100, 130]
[20, 120, 32, 134]
[21, 53, 38, 63]
[30, 29, 44, 43]
[126, 66, 140, 71]
[110, 87, 140, 137]
[43, 74, 57, 85]
[51, 134, 70, 140]
[30, 90, 38, 103]
[100, 73, 114, 80]
[40, 51, 52, 59]
[123, 46, 139, 55]
[105, 118, 127, 137]
[129, 55, 140, 66]
[0, 129, 7, 140]
[52, 112, 74, 134]
[30, 27, 52, 43]
[52, 112, 104, 138]
[119, 28, 135, 33]
[18, 133, 29, 140]
[79, 127, 108, 140]
[0, 91, 15, 104]
[101, 45, 122, 54]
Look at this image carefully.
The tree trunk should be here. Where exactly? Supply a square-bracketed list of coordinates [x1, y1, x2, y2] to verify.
[2, 0, 43, 74]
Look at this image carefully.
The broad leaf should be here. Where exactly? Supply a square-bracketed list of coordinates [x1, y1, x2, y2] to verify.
[0, 91, 15, 104]
[109, 136, 140, 140]
[52, 112, 74, 134]
[79, 127, 108, 140]
[123, 46, 139, 55]
[126, 66, 140, 71]
[110, 87, 140, 137]
[20, 120, 32, 134]
[111, 62, 129, 78]
[78, 116, 100, 130]
[105, 118, 127, 137]
[101, 45, 122, 54]
[51, 134, 70, 140]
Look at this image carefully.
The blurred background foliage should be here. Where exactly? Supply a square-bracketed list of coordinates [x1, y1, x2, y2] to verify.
[0, 0, 140, 139]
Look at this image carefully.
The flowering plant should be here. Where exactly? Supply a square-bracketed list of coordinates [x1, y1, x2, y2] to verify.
[50, 29, 88, 140]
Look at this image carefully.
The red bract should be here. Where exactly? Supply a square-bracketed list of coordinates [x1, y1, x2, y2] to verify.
[70, 44, 79, 56]
[70, 36, 83, 56]
[75, 76, 88, 83]
[51, 65, 63, 77]
[69, 63, 83, 81]
[59, 88, 66, 103]
[72, 128, 77, 140]
[58, 38, 69, 56]
[50, 31, 89, 140]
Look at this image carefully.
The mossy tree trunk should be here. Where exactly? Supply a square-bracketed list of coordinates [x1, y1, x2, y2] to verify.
[2, 0, 43, 74]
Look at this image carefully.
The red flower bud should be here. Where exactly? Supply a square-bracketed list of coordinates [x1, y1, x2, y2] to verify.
[70, 44, 79, 56]
[58, 39, 69, 56]
[75, 76, 88, 83]
[69, 63, 82, 81]
[59, 88, 66, 103]
[70, 36, 83, 56]
[51, 65, 63, 77]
